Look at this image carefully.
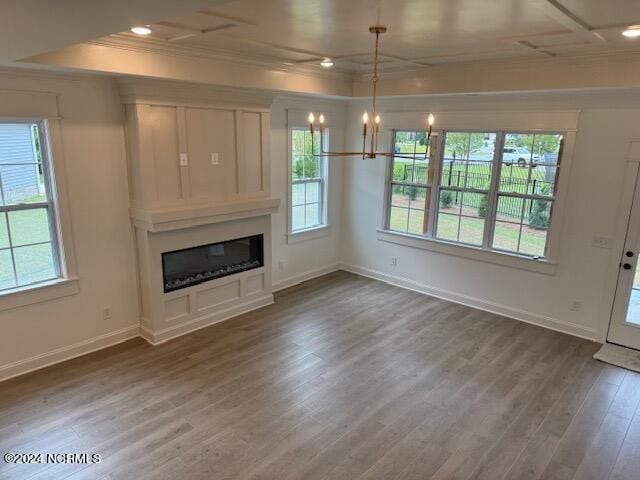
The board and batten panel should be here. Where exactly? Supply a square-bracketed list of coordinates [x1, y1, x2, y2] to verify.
[150, 105, 181, 202]
[242, 111, 264, 194]
[185, 107, 237, 201]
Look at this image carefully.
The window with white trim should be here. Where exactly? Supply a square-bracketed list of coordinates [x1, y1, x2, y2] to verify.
[290, 128, 328, 233]
[387, 130, 564, 259]
[0, 121, 61, 291]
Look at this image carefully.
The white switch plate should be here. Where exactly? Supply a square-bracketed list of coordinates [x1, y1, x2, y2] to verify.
[211, 152, 219, 165]
[179, 153, 188, 166]
[592, 236, 612, 249]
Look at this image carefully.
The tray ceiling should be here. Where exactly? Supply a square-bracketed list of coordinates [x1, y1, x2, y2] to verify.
[112, 0, 640, 73]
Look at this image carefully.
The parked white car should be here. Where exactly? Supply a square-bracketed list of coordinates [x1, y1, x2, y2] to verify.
[502, 146, 543, 164]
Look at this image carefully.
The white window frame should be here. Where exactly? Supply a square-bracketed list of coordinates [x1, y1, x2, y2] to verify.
[0, 120, 62, 291]
[380, 127, 576, 275]
[287, 126, 329, 243]
[0, 108, 79, 311]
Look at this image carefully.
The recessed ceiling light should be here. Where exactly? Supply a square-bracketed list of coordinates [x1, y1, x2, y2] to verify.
[320, 58, 334, 68]
[131, 25, 152, 36]
[622, 27, 640, 38]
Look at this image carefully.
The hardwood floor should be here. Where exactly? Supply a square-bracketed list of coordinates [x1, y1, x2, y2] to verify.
[1, 271, 639, 480]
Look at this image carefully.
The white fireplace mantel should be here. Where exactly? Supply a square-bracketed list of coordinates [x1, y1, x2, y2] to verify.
[131, 197, 280, 232]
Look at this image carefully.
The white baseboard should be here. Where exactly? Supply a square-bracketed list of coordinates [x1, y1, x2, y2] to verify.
[140, 293, 274, 345]
[340, 263, 599, 342]
[0, 325, 140, 383]
[272, 263, 341, 292]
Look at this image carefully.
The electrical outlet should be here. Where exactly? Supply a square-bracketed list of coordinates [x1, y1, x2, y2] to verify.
[211, 152, 219, 165]
[592, 236, 612, 249]
[103, 307, 112, 320]
[570, 300, 582, 312]
[391, 257, 398, 267]
[278, 260, 286, 271]
[179, 153, 188, 166]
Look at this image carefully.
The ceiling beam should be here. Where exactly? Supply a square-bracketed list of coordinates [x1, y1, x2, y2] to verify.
[534, 0, 607, 43]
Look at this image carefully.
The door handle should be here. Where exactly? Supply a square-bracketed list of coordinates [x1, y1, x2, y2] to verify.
[623, 263, 633, 270]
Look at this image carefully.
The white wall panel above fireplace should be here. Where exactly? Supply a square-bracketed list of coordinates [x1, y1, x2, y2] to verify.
[121, 78, 273, 214]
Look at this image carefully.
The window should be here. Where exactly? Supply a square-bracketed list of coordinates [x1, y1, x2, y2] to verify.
[290, 128, 328, 233]
[0, 121, 61, 291]
[386, 129, 565, 260]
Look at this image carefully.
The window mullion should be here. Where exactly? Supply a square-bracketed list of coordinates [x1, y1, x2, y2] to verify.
[483, 132, 504, 249]
[427, 133, 444, 238]
[4, 210, 18, 288]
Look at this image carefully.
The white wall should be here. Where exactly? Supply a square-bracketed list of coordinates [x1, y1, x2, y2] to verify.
[0, 70, 140, 379]
[341, 91, 640, 342]
[270, 96, 345, 289]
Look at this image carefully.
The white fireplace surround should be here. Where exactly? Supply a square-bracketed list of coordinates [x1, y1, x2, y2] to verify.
[122, 79, 280, 344]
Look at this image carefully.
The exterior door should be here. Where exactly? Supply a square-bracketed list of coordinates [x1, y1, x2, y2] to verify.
[608, 165, 640, 350]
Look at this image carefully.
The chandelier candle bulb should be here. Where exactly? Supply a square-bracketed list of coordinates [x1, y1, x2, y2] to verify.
[308, 112, 315, 135]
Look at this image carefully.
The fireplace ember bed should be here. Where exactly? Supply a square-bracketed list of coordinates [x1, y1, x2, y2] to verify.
[161, 234, 264, 293]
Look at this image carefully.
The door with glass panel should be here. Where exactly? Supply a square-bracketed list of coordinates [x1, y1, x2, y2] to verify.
[609, 166, 640, 350]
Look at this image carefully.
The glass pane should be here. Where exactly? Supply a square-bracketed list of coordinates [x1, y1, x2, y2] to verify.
[0, 249, 16, 290]
[0, 165, 46, 205]
[292, 157, 305, 181]
[495, 195, 525, 222]
[389, 206, 409, 232]
[519, 227, 548, 257]
[521, 198, 551, 257]
[459, 217, 485, 246]
[626, 259, 640, 326]
[0, 123, 46, 205]
[291, 129, 323, 180]
[291, 205, 305, 231]
[501, 133, 562, 196]
[14, 242, 56, 285]
[459, 192, 486, 245]
[442, 132, 496, 190]
[305, 203, 320, 227]
[394, 131, 416, 155]
[408, 209, 425, 235]
[493, 221, 520, 252]
[305, 181, 320, 204]
[437, 213, 459, 242]
[0, 213, 8, 249]
[390, 183, 407, 207]
[8, 208, 52, 246]
[523, 198, 552, 231]
[292, 183, 305, 206]
[392, 158, 413, 182]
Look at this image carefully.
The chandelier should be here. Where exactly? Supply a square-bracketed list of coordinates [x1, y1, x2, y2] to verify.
[308, 25, 434, 160]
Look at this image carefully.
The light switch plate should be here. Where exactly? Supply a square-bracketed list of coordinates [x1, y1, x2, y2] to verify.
[211, 152, 219, 165]
[179, 153, 188, 166]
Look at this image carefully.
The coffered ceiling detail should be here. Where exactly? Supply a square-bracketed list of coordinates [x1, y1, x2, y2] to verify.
[111, 0, 640, 73]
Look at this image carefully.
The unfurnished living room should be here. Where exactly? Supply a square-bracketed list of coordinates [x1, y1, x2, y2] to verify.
[2, 1, 640, 479]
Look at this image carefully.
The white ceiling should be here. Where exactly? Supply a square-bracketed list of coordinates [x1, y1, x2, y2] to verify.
[110, 0, 640, 73]
[0, 0, 230, 63]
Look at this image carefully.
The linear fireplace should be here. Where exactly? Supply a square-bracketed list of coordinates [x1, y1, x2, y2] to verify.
[162, 234, 264, 293]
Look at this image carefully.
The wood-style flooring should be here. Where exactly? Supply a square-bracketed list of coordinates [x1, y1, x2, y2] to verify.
[1, 271, 639, 480]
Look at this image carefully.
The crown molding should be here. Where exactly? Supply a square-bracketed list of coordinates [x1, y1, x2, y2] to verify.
[353, 48, 640, 82]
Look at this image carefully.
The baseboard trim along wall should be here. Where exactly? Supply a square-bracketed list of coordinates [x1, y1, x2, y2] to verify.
[340, 263, 599, 342]
[0, 325, 140, 383]
[272, 263, 341, 292]
[1, 260, 600, 382]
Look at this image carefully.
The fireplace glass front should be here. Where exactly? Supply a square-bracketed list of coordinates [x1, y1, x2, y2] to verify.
[162, 234, 264, 293]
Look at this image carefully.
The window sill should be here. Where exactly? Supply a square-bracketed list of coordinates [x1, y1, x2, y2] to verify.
[0, 277, 80, 312]
[377, 229, 558, 275]
[287, 225, 331, 244]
